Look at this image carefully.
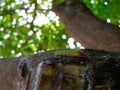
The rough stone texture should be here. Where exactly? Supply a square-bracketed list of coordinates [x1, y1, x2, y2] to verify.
[0, 57, 28, 90]
[0, 49, 120, 90]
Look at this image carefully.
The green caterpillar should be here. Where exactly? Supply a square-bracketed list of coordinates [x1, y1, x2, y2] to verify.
[55, 49, 83, 57]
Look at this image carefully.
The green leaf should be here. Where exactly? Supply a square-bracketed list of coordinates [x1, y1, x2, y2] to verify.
[55, 0, 64, 5]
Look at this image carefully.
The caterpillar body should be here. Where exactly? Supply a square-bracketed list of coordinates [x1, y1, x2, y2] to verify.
[55, 49, 83, 57]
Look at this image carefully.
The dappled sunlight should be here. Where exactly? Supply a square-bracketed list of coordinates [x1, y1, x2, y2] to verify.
[62, 34, 67, 39]
[90, 0, 94, 4]
[34, 13, 50, 26]
[0, 41, 2, 46]
[11, 50, 15, 54]
[19, 40, 24, 44]
[3, 34, 10, 39]
[68, 38, 75, 49]
[107, 18, 111, 23]
[17, 43, 21, 48]
[28, 31, 33, 36]
[36, 30, 42, 40]
[15, 52, 22, 57]
[104, 1, 108, 5]
[67, 38, 85, 49]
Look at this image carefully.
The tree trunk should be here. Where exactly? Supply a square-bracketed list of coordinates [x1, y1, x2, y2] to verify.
[0, 49, 120, 90]
[52, 0, 120, 52]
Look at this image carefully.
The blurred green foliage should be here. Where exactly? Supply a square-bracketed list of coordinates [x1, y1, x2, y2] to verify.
[0, 0, 120, 58]
[83, 0, 120, 25]
[54, 0, 64, 5]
